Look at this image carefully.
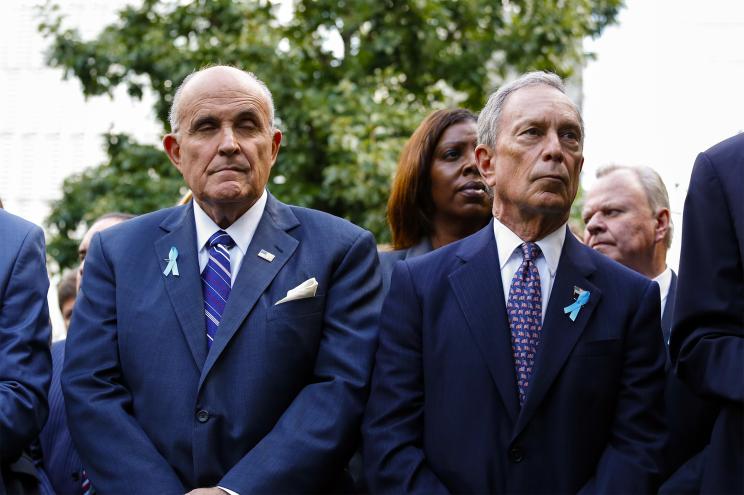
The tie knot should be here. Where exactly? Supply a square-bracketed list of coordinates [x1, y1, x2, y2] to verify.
[520, 242, 541, 262]
[207, 230, 235, 250]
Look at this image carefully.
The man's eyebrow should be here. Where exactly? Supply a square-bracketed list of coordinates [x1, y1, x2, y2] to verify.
[514, 117, 547, 127]
[560, 121, 582, 134]
[189, 115, 219, 130]
[234, 109, 262, 123]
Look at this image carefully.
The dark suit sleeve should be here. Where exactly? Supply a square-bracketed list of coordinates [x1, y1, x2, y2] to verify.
[219, 230, 383, 493]
[0, 225, 52, 463]
[61, 234, 185, 493]
[580, 280, 667, 494]
[670, 152, 744, 404]
[362, 261, 450, 495]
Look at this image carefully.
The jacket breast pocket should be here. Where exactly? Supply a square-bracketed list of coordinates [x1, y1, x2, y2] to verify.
[267, 294, 325, 321]
[572, 338, 622, 357]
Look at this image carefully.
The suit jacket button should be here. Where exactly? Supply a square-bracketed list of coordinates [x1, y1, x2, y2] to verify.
[509, 446, 524, 463]
[196, 409, 210, 423]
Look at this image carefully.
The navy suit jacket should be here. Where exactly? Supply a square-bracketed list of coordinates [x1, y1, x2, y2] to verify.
[0, 210, 52, 493]
[38, 341, 83, 495]
[378, 238, 433, 295]
[363, 223, 667, 494]
[670, 133, 744, 495]
[62, 194, 383, 494]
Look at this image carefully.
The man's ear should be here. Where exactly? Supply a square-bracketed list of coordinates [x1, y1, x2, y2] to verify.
[475, 144, 495, 185]
[269, 129, 282, 165]
[654, 208, 671, 244]
[163, 134, 182, 172]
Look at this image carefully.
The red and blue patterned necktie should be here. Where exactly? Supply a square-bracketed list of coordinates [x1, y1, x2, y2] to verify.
[202, 230, 235, 348]
[507, 242, 543, 405]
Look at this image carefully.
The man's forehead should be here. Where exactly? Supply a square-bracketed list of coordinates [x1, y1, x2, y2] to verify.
[503, 85, 581, 124]
[181, 85, 270, 123]
[598, 169, 644, 194]
[586, 172, 644, 209]
[182, 68, 267, 105]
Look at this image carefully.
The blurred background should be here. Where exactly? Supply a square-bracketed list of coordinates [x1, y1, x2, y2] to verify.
[2, 0, 743, 336]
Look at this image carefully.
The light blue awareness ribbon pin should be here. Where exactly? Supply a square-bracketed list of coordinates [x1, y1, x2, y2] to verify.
[163, 246, 179, 277]
[563, 290, 590, 322]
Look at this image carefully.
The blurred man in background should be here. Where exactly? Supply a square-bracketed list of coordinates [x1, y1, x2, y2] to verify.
[76, 212, 135, 289]
[583, 165, 673, 334]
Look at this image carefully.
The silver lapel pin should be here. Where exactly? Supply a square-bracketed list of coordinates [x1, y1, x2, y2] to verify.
[257, 249, 275, 262]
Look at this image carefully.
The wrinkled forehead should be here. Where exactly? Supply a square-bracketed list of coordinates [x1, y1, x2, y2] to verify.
[179, 73, 271, 125]
[502, 85, 582, 131]
[584, 171, 646, 211]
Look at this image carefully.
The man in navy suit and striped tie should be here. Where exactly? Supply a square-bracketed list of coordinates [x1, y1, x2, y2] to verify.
[63, 65, 382, 494]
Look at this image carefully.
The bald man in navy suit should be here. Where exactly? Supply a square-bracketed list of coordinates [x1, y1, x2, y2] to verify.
[63, 66, 382, 494]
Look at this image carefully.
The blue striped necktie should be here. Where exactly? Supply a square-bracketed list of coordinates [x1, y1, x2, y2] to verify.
[202, 230, 235, 348]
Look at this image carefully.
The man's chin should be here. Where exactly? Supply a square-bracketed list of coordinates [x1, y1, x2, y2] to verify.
[529, 191, 572, 213]
[592, 244, 618, 258]
[202, 186, 259, 205]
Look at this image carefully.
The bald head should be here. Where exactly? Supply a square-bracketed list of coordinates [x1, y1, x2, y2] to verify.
[168, 66, 275, 133]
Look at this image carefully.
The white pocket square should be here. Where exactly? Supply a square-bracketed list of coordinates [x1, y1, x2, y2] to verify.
[274, 277, 318, 305]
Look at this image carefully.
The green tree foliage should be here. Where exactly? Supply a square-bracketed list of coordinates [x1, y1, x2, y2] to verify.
[39, 0, 622, 272]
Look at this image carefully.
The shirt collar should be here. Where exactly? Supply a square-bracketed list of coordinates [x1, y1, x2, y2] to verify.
[653, 266, 672, 301]
[193, 189, 268, 255]
[492, 217, 567, 276]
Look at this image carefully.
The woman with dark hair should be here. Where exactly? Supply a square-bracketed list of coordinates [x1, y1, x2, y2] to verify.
[380, 108, 491, 292]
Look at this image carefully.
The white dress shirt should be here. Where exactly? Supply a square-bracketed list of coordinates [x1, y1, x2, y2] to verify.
[493, 218, 567, 323]
[652, 266, 672, 317]
[193, 189, 267, 284]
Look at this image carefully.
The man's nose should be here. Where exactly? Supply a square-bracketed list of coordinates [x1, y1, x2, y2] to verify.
[218, 127, 239, 155]
[542, 130, 564, 162]
[584, 213, 604, 238]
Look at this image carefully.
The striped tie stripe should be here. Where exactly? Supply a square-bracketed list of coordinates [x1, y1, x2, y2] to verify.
[202, 230, 235, 348]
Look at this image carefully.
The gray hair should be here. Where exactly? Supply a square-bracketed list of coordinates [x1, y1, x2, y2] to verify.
[477, 71, 584, 148]
[168, 66, 275, 133]
[596, 164, 674, 248]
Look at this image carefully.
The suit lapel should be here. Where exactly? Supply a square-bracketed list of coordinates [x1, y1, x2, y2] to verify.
[449, 224, 520, 424]
[155, 204, 208, 370]
[513, 232, 602, 438]
[199, 195, 299, 388]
